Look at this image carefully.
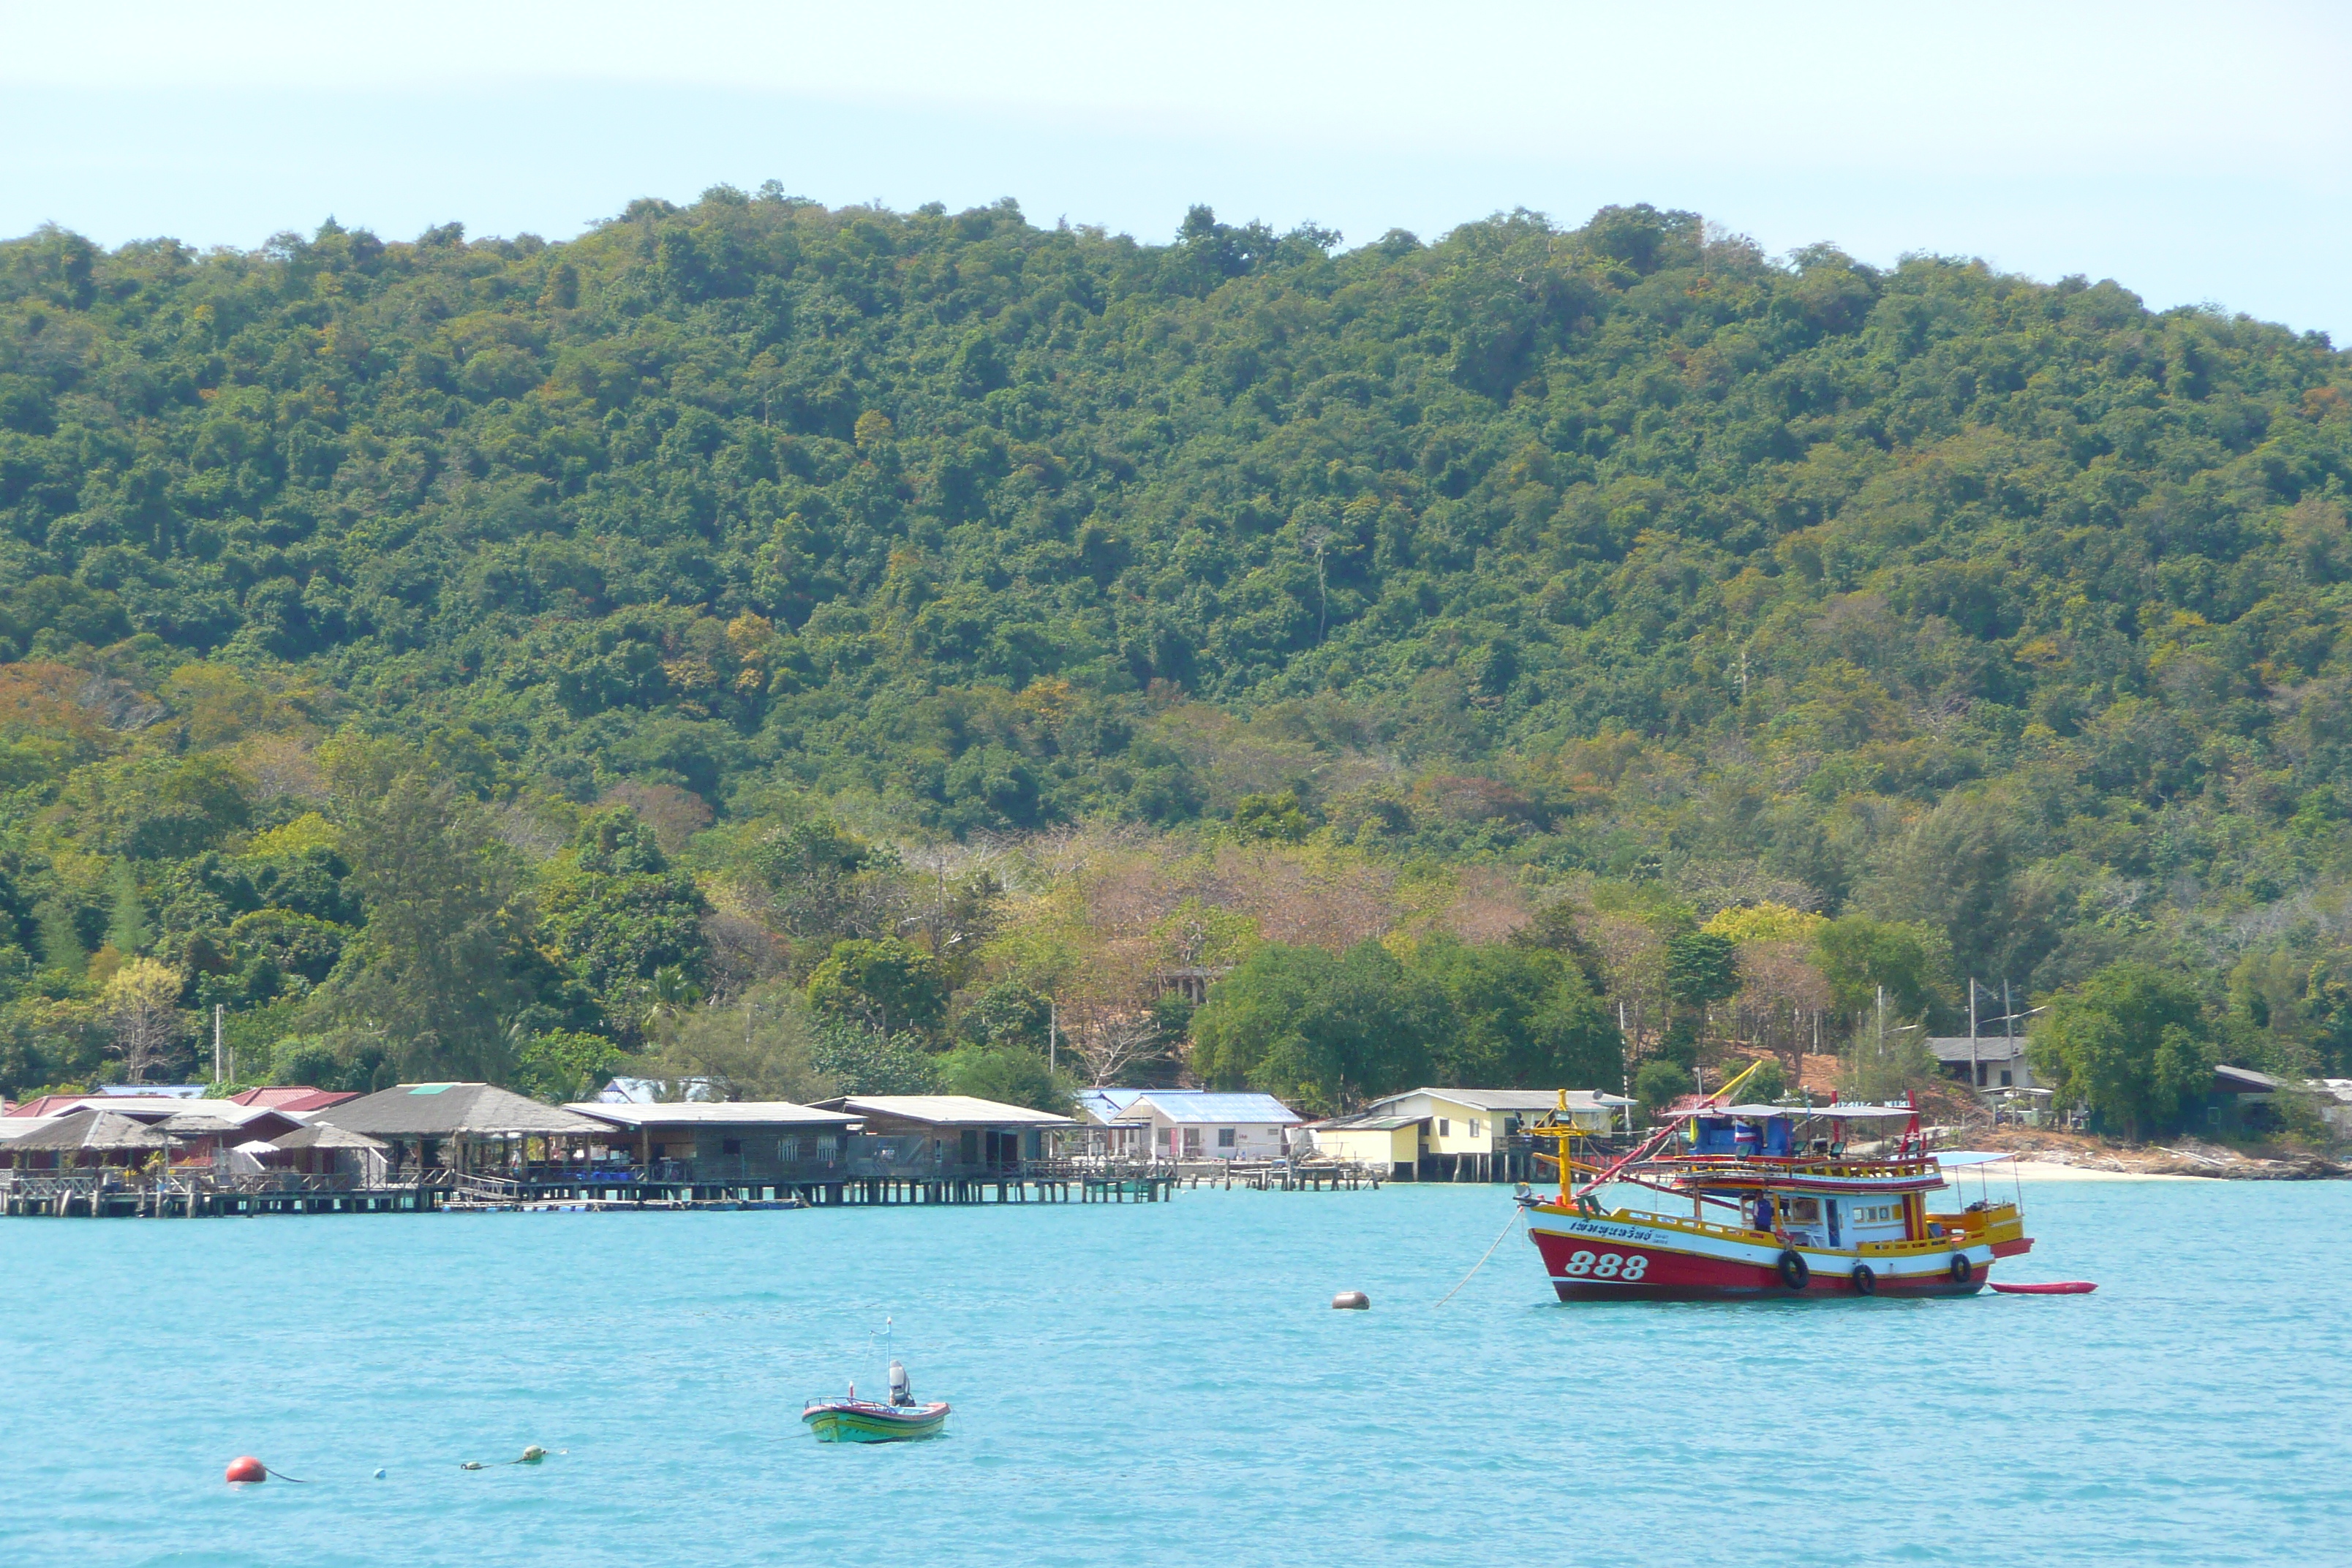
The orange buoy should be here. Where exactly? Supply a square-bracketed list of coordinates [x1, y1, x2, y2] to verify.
[225, 1455, 267, 1485]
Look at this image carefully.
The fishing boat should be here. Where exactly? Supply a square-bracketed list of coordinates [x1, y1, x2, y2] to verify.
[1521, 1063, 2032, 1302]
[802, 1322, 950, 1443]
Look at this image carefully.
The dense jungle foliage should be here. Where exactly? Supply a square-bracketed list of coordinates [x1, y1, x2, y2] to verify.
[3, 187, 2350, 1135]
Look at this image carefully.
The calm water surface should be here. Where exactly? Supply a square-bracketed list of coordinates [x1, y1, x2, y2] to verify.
[4, 1176, 2344, 1565]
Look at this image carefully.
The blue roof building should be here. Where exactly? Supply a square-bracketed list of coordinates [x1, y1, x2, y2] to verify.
[1117, 1089, 1302, 1163]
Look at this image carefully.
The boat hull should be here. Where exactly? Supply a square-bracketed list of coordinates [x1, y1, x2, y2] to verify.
[802, 1401, 950, 1443]
[1526, 1207, 1997, 1301]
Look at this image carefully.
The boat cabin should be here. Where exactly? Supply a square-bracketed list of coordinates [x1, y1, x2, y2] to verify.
[1687, 1105, 1798, 1158]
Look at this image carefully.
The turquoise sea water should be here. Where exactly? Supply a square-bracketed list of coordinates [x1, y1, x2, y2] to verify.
[6, 1176, 2346, 1566]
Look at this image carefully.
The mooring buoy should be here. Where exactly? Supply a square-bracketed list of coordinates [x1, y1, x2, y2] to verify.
[1331, 1290, 1371, 1310]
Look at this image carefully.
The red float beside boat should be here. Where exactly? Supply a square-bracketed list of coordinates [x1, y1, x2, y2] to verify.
[1522, 1073, 2035, 1303]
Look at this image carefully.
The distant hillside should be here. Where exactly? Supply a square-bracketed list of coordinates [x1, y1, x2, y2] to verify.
[2, 190, 2350, 1100]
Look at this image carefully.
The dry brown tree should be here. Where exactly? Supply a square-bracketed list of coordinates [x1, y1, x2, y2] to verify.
[103, 959, 186, 1085]
[1733, 940, 1833, 1085]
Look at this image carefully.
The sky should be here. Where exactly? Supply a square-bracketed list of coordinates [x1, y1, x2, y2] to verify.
[4, 0, 2349, 338]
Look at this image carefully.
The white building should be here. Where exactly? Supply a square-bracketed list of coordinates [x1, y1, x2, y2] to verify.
[1926, 1036, 2035, 1093]
[1115, 1090, 1302, 1163]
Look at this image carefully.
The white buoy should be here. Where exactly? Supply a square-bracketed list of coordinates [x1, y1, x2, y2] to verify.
[1331, 1290, 1371, 1310]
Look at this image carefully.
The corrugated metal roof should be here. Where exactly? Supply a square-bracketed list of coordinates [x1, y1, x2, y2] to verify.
[1073, 1088, 1150, 1123]
[566, 1101, 859, 1129]
[1120, 1091, 1301, 1125]
[227, 1087, 358, 1112]
[315, 1083, 609, 1137]
[1926, 1036, 2027, 1063]
[1312, 1115, 1421, 1131]
[814, 1095, 1074, 1127]
[1365, 1088, 1575, 1113]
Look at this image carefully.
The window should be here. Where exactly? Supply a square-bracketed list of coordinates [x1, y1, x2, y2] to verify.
[1469, 1119, 1483, 1139]
[1183, 1127, 1202, 1156]
[722, 1137, 742, 1156]
[1999, 1071, 2013, 1087]
[1439, 1118, 1451, 1137]
[1217, 1128, 1236, 1148]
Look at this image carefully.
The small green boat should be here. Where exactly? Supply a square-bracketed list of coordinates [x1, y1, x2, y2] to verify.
[803, 1323, 949, 1442]
[801, 1395, 950, 1443]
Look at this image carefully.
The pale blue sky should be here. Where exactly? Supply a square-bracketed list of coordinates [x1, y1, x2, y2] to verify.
[5, 1, 2348, 336]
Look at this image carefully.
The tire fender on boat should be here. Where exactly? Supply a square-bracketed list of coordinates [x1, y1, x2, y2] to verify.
[1948, 1251, 1974, 1285]
[1776, 1248, 1810, 1290]
[1850, 1262, 1877, 1297]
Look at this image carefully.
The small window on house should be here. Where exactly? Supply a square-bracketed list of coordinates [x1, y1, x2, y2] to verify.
[1439, 1118, 1450, 1137]
[1217, 1128, 1236, 1148]
[1469, 1119, 1482, 1139]
[1183, 1127, 1202, 1156]
[722, 1138, 742, 1156]
[1999, 1071, 2013, 1087]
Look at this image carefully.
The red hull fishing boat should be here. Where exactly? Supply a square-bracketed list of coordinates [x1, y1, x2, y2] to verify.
[1522, 1064, 2032, 1302]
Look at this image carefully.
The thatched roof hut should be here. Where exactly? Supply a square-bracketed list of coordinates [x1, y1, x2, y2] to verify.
[317, 1083, 606, 1137]
[313, 1082, 606, 1176]
[271, 1122, 391, 1153]
[1, 1109, 170, 1166]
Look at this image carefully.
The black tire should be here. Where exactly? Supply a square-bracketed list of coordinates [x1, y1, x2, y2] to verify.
[1948, 1252, 1973, 1285]
[1777, 1249, 1810, 1290]
[1850, 1263, 1877, 1297]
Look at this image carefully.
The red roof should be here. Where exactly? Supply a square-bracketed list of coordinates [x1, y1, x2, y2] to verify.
[227, 1087, 358, 1112]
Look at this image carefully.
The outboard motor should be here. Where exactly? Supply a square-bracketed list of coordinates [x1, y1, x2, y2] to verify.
[888, 1359, 913, 1407]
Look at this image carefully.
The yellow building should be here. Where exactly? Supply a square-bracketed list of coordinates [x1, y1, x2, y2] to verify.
[1310, 1088, 1631, 1181]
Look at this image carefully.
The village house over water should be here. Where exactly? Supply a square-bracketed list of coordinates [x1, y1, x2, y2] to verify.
[0, 1074, 1663, 1218]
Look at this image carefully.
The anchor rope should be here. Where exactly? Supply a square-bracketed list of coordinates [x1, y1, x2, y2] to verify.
[1434, 1205, 1526, 1308]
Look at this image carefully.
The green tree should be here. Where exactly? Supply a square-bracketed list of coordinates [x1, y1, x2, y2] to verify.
[805, 938, 949, 1038]
[639, 981, 834, 1102]
[936, 1041, 1069, 1114]
[1635, 1058, 1695, 1121]
[309, 773, 534, 1083]
[1814, 916, 1948, 1023]
[1409, 935, 1621, 1090]
[538, 807, 709, 1042]
[2031, 962, 2219, 1141]
[1188, 940, 1432, 1112]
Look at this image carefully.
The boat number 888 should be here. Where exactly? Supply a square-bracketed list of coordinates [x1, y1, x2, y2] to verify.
[1562, 1250, 1648, 1281]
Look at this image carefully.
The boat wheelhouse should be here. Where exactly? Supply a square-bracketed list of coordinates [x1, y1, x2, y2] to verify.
[1520, 1074, 2032, 1302]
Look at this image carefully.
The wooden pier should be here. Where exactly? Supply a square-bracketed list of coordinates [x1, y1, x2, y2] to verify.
[0, 1156, 1393, 1218]
[1175, 1160, 1383, 1193]
[0, 1162, 1184, 1218]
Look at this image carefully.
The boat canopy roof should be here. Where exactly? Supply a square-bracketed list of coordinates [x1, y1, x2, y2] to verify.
[1934, 1150, 2019, 1167]
[1672, 1102, 1920, 1122]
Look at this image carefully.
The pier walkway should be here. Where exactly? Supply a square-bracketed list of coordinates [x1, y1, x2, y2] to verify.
[0, 1160, 1186, 1218]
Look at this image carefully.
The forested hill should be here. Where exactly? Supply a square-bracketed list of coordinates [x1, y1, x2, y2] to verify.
[3, 189, 2351, 1104]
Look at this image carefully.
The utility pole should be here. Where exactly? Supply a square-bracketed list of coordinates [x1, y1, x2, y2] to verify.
[214, 1004, 224, 1087]
[1619, 1000, 1631, 1133]
[1048, 997, 1058, 1078]
[1968, 978, 1980, 1093]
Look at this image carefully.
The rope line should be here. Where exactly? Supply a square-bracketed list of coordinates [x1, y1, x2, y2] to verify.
[1435, 1206, 1526, 1308]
